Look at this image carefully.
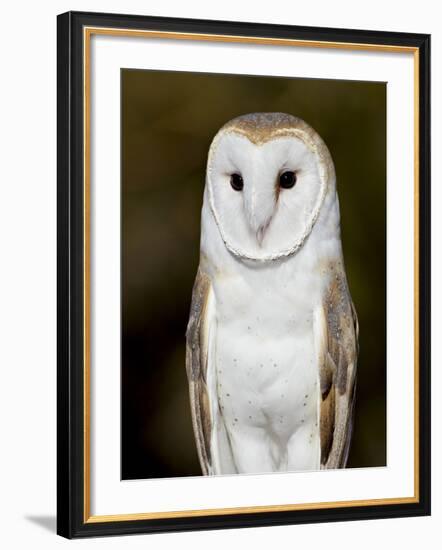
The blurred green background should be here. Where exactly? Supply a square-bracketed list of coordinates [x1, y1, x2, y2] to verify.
[121, 69, 386, 479]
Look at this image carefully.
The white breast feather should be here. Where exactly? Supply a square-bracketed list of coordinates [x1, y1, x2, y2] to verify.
[200, 185, 342, 474]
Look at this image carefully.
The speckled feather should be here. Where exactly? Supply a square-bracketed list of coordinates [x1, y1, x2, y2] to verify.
[185, 269, 213, 474]
[319, 261, 359, 467]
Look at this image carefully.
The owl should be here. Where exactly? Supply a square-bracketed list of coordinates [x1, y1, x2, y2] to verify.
[186, 113, 358, 475]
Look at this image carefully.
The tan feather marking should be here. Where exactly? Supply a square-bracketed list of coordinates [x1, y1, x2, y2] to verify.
[319, 260, 358, 468]
[325, 262, 357, 395]
[186, 269, 211, 382]
[320, 380, 335, 463]
[198, 381, 212, 458]
[320, 351, 335, 399]
[185, 269, 214, 474]
[187, 380, 209, 475]
[218, 113, 335, 183]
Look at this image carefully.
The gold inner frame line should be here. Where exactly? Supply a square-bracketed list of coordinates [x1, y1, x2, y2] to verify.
[82, 26, 420, 524]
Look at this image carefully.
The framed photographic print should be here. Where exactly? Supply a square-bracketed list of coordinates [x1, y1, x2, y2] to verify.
[57, 11, 431, 538]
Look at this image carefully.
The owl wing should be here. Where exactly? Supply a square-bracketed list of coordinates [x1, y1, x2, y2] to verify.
[317, 263, 359, 469]
[185, 268, 216, 475]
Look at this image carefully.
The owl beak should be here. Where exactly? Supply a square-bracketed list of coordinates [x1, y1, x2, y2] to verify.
[244, 181, 275, 246]
[245, 206, 274, 246]
[245, 206, 270, 246]
[256, 222, 270, 246]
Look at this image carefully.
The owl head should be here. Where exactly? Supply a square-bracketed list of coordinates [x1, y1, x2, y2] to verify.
[206, 113, 336, 262]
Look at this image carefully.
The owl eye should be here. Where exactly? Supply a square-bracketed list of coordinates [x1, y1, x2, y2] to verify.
[230, 173, 244, 191]
[279, 171, 297, 189]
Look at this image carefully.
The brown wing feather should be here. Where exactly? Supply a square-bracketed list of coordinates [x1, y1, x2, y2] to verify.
[320, 262, 359, 468]
[185, 268, 214, 475]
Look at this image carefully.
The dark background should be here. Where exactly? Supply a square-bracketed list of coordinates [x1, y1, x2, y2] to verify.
[121, 69, 386, 480]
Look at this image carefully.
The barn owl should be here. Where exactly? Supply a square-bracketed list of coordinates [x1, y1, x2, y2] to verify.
[186, 113, 358, 475]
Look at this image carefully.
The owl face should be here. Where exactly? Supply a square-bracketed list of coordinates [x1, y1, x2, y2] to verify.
[207, 114, 333, 261]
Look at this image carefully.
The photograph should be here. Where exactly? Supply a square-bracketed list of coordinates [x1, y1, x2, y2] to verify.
[1, 1, 438, 548]
[121, 69, 386, 480]
[56, 11, 430, 538]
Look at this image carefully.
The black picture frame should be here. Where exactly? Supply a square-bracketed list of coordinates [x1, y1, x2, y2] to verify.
[57, 10, 431, 539]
